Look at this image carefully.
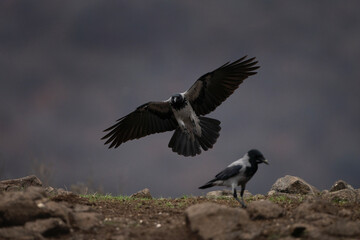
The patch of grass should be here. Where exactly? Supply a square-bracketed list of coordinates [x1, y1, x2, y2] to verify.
[81, 193, 131, 202]
[331, 197, 349, 205]
[165, 202, 175, 208]
[298, 194, 305, 202]
[268, 194, 306, 205]
[245, 195, 256, 203]
[269, 195, 293, 204]
[180, 194, 193, 199]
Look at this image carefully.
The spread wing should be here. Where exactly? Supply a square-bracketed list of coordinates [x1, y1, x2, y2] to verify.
[102, 101, 178, 148]
[185, 56, 259, 116]
[214, 165, 243, 180]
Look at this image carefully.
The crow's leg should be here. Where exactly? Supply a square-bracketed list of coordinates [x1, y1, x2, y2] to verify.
[233, 187, 246, 208]
[240, 184, 247, 208]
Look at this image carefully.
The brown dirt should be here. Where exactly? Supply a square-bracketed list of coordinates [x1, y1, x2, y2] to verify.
[49, 194, 360, 240]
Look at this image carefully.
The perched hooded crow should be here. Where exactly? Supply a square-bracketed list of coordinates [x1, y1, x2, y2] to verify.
[199, 149, 268, 208]
[102, 56, 259, 157]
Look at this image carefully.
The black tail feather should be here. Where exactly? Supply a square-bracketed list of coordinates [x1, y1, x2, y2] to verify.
[199, 180, 215, 189]
[168, 116, 220, 157]
[197, 116, 221, 150]
[168, 128, 201, 157]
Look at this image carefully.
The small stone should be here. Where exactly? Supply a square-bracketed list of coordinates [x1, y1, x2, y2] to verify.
[206, 190, 231, 198]
[130, 188, 152, 199]
[267, 190, 276, 196]
[56, 188, 72, 195]
[330, 180, 354, 192]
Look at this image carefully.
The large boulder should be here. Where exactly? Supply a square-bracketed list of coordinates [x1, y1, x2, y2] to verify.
[270, 175, 319, 195]
[0, 175, 42, 192]
[185, 202, 253, 240]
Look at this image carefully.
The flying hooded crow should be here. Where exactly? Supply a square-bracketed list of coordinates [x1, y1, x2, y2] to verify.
[102, 56, 259, 157]
[199, 149, 268, 208]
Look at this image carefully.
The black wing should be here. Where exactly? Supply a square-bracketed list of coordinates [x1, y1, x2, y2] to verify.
[214, 165, 242, 180]
[185, 56, 259, 116]
[102, 101, 178, 148]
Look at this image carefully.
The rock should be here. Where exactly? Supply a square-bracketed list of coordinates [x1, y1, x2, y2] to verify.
[25, 218, 69, 237]
[56, 188, 72, 195]
[41, 200, 72, 224]
[70, 211, 102, 231]
[130, 188, 152, 199]
[329, 180, 354, 192]
[270, 175, 319, 195]
[206, 190, 232, 198]
[44, 186, 58, 196]
[246, 200, 283, 219]
[0, 226, 42, 240]
[289, 223, 324, 239]
[322, 188, 359, 204]
[0, 187, 49, 226]
[338, 208, 352, 218]
[325, 220, 360, 237]
[206, 189, 252, 198]
[295, 199, 338, 227]
[185, 202, 251, 240]
[0, 180, 103, 239]
[0, 175, 42, 192]
[296, 199, 338, 216]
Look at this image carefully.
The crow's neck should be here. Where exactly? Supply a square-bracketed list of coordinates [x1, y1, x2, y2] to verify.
[171, 99, 187, 111]
[244, 159, 258, 178]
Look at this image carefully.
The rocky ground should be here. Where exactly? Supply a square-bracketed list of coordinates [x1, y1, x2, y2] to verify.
[0, 175, 359, 240]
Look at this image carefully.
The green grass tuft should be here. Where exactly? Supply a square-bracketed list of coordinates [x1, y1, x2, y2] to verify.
[81, 193, 131, 202]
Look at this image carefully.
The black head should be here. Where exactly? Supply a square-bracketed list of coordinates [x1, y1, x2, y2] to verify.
[170, 93, 186, 110]
[248, 149, 268, 165]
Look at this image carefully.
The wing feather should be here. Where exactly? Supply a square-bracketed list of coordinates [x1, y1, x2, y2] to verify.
[102, 101, 177, 148]
[185, 56, 259, 115]
[215, 165, 242, 180]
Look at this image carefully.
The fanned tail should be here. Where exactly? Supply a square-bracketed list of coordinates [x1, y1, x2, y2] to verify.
[168, 116, 221, 157]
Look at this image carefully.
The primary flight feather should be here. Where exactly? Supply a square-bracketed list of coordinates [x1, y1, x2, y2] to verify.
[102, 56, 259, 156]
